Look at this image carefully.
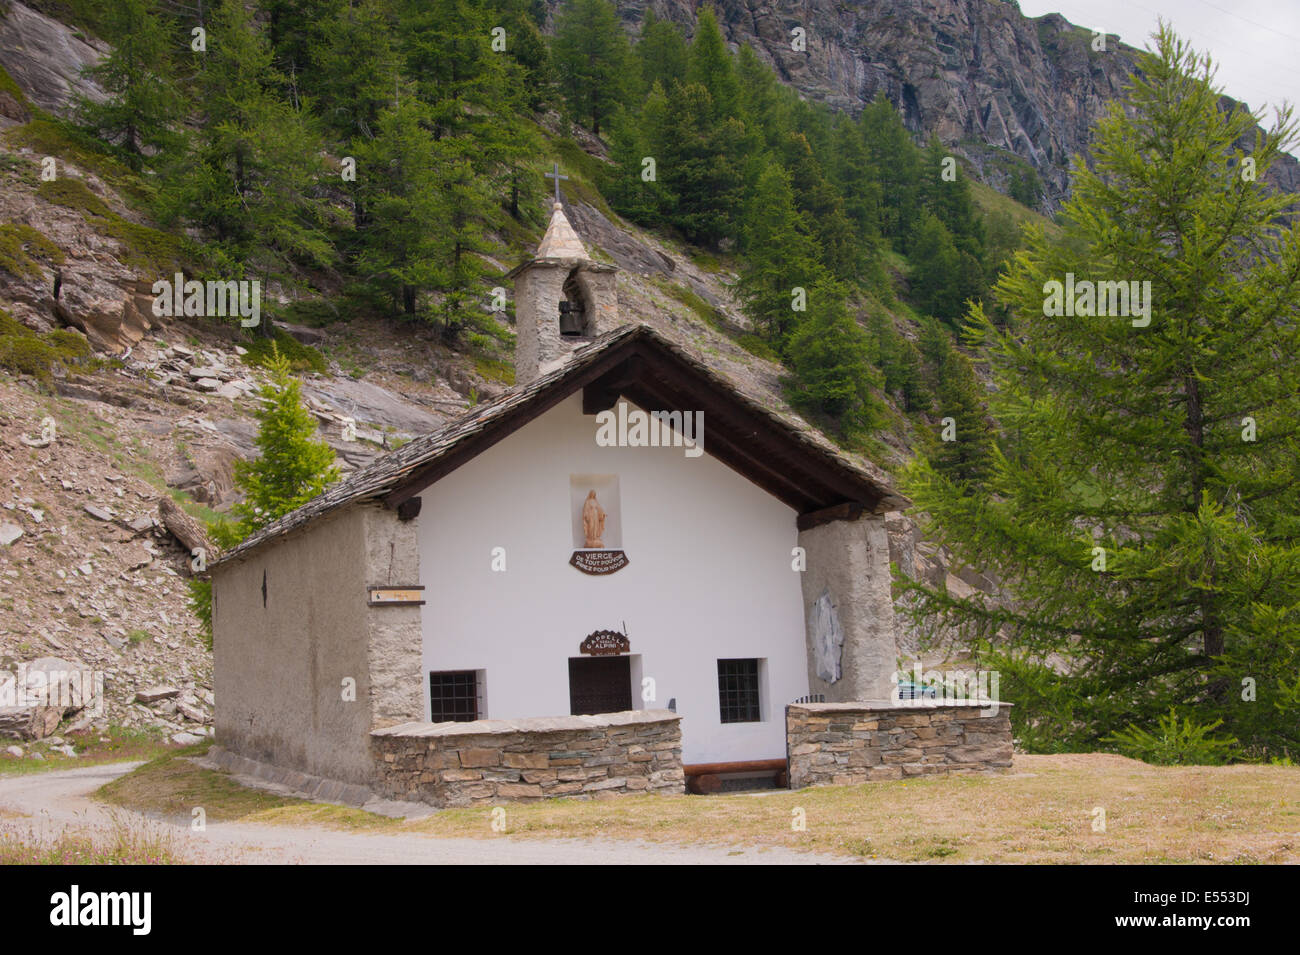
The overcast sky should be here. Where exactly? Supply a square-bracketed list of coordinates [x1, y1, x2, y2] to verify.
[1016, 0, 1300, 143]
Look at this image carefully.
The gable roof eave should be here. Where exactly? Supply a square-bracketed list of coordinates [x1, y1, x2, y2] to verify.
[209, 324, 907, 569]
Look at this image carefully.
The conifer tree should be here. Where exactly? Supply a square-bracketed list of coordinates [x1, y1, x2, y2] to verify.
[312, 0, 401, 141]
[903, 27, 1300, 757]
[655, 81, 747, 247]
[159, 0, 334, 279]
[552, 0, 633, 134]
[860, 95, 922, 250]
[736, 162, 825, 345]
[686, 6, 741, 122]
[231, 348, 340, 532]
[918, 319, 992, 485]
[351, 97, 447, 317]
[190, 346, 340, 643]
[908, 212, 963, 321]
[635, 9, 689, 97]
[785, 284, 881, 433]
[76, 0, 183, 170]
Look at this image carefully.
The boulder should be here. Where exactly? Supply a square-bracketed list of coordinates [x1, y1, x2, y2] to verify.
[0, 657, 98, 740]
[134, 685, 180, 704]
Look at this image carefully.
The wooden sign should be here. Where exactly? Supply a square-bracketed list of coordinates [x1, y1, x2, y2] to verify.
[367, 586, 425, 606]
[570, 550, 629, 575]
[579, 629, 630, 656]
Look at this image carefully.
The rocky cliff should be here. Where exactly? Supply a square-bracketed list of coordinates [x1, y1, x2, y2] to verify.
[592, 0, 1300, 209]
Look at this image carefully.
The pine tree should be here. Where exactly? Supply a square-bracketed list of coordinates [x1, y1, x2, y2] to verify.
[902, 27, 1300, 757]
[736, 162, 825, 345]
[352, 97, 447, 317]
[860, 95, 922, 250]
[785, 284, 881, 433]
[189, 345, 340, 643]
[655, 81, 747, 247]
[552, 0, 633, 134]
[159, 0, 334, 279]
[232, 347, 340, 531]
[687, 6, 740, 122]
[635, 9, 689, 97]
[908, 212, 963, 321]
[918, 319, 991, 485]
[312, 0, 401, 141]
[76, 0, 183, 170]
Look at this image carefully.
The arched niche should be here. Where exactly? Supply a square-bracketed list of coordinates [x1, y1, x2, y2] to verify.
[559, 268, 595, 338]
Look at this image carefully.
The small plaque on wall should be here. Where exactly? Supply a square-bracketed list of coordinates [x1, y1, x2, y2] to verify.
[367, 586, 425, 606]
[570, 550, 629, 575]
[580, 629, 630, 655]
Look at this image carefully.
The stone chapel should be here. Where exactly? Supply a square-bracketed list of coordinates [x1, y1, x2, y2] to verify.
[207, 201, 1010, 806]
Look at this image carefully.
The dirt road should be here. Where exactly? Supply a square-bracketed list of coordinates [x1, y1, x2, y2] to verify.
[0, 763, 858, 865]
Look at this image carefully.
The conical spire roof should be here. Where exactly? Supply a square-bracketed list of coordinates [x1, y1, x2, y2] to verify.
[535, 202, 588, 260]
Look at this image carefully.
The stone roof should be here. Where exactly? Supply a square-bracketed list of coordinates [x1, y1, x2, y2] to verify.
[534, 202, 588, 260]
[210, 323, 907, 569]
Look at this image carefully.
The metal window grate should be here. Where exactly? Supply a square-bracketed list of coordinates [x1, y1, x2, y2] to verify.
[429, 671, 479, 722]
[717, 659, 761, 724]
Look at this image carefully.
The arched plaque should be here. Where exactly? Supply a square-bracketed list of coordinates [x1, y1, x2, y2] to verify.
[579, 629, 630, 656]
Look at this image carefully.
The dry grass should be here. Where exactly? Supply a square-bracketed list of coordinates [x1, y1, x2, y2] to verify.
[95, 753, 1299, 863]
[0, 809, 187, 864]
[401, 754, 1299, 863]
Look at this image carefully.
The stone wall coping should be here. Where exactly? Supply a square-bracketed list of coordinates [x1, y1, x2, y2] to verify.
[371, 708, 681, 738]
[788, 699, 1012, 713]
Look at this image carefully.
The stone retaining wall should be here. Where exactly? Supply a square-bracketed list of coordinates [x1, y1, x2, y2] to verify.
[371, 709, 684, 807]
[786, 700, 1013, 788]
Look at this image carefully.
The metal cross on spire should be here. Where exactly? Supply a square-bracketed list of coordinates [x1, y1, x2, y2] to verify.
[544, 161, 568, 203]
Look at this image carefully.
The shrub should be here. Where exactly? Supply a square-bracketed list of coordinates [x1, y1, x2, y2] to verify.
[1105, 708, 1245, 766]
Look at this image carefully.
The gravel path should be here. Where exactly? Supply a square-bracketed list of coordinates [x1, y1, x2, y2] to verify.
[0, 763, 859, 865]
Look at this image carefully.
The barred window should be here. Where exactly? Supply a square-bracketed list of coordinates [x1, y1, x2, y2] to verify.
[429, 670, 480, 722]
[717, 659, 762, 724]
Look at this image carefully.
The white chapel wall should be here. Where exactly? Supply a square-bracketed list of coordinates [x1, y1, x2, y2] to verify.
[417, 392, 810, 764]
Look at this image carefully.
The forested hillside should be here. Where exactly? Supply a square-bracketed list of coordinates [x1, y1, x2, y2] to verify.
[1, 0, 1295, 762]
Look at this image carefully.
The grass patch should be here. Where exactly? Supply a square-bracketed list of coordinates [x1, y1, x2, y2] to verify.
[36, 176, 192, 273]
[473, 355, 515, 385]
[167, 489, 223, 527]
[0, 223, 65, 279]
[652, 277, 780, 361]
[0, 307, 93, 384]
[6, 116, 152, 206]
[552, 136, 618, 222]
[97, 745, 389, 829]
[0, 63, 29, 109]
[241, 328, 328, 375]
[89, 750, 1300, 863]
[0, 725, 170, 777]
[969, 179, 1061, 238]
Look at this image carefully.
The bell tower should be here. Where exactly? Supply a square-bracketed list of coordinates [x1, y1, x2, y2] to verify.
[508, 198, 618, 386]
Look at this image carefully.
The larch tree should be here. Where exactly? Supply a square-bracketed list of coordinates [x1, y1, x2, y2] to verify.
[902, 26, 1300, 758]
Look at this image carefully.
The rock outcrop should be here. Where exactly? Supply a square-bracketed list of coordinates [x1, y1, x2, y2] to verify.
[578, 0, 1300, 210]
[0, 1, 105, 116]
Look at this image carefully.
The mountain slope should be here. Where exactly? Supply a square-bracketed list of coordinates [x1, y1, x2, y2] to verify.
[590, 0, 1300, 209]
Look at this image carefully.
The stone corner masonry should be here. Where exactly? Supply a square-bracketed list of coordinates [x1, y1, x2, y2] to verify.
[786, 699, 1014, 788]
[370, 709, 684, 807]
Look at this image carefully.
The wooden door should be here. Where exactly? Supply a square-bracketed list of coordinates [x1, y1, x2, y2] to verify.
[568, 656, 632, 715]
